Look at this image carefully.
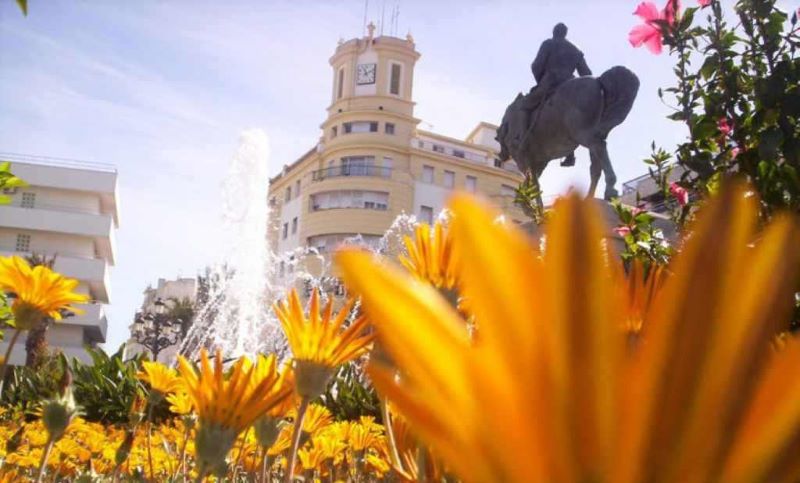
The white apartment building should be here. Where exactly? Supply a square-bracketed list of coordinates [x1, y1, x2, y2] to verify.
[125, 277, 197, 363]
[0, 153, 119, 364]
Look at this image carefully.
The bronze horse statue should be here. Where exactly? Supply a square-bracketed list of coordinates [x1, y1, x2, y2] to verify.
[497, 65, 640, 201]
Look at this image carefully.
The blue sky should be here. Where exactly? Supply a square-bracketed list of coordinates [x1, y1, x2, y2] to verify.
[0, 0, 699, 349]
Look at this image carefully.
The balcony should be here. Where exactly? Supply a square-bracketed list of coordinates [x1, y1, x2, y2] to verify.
[312, 165, 392, 182]
[0, 204, 116, 264]
[0, 248, 111, 302]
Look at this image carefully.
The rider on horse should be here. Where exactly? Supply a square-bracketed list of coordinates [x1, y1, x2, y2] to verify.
[498, 23, 592, 167]
[528, 23, 592, 166]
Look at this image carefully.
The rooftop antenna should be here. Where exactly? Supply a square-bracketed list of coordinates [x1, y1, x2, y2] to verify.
[395, 2, 401, 36]
[380, 0, 386, 36]
[362, 0, 369, 36]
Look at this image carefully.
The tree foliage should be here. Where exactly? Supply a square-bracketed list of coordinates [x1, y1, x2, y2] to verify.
[656, 0, 800, 221]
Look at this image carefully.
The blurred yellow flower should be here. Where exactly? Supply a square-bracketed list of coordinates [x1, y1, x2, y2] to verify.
[166, 390, 193, 416]
[398, 221, 458, 291]
[137, 361, 182, 397]
[0, 255, 88, 327]
[337, 186, 800, 482]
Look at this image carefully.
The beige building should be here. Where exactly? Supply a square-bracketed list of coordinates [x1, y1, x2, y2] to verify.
[268, 27, 524, 270]
[0, 153, 119, 364]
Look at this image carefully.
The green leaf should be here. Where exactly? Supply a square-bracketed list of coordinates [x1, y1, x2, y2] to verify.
[15, 0, 26, 15]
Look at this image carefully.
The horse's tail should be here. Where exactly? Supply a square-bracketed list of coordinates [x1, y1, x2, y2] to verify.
[598, 66, 640, 136]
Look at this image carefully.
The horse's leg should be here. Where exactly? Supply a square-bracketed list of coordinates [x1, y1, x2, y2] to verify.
[596, 140, 619, 200]
[587, 144, 602, 199]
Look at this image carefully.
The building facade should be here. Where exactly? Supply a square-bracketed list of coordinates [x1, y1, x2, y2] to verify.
[125, 277, 197, 363]
[268, 28, 524, 267]
[0, 153, 119, 364]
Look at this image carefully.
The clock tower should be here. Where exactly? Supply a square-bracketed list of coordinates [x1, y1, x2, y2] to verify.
[325, 25, 420, 122]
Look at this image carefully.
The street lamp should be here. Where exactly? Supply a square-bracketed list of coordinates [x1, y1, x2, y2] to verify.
[131, 298, 183, 362]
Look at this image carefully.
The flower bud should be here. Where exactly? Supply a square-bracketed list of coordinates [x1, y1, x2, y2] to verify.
[41, 387, 78, 441]
[194, 424, 237, 474]
[294, 360, 334, 400]
[253, 415, 281, 449]
[114, 430, 135, 467]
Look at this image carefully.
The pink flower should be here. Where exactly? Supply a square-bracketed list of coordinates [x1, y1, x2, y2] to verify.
[631, 206, 645, 216]
[614, 225, 633, 237]
[629, 0, 681, 55]
[718, 117, 733, 137]
[670, 182, 689, 206]
[730, 146, 741, 159]
[698, 0, 712, 7]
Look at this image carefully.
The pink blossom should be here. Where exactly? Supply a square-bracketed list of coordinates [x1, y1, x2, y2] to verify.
[730, 146, 741, 159]
[718, 117, 733, 137]
[698, 0, 712, 7]
[614, 225, 633, 237]
[629, 0, 681, 55]
[632, 206, 645, 216]
[670, 182, 689, 206]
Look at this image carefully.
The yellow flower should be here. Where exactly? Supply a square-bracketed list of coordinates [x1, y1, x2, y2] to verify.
[166, 390, 193, 416]
[337, 186, 800, 483]
[398, 221, 458, 290]
[177, 349, 293, 473]
[0, 256, 88, 327]
[348, 421, 382, 452]
[274, 288, 373, 398]
[622, 260, 668, 335]
[292, 403, 333, 436]
[137, 361, 182, 396]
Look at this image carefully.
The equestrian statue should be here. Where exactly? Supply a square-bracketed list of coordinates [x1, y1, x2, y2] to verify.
[497, 23, 640, 201]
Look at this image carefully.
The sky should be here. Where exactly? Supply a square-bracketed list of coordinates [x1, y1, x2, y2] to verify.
[0, 0, 700, 349]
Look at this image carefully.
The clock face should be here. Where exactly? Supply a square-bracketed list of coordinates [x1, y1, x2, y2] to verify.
[356, 63, 377, 85]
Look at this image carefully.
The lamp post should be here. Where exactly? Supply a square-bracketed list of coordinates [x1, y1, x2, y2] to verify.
[131, 298, 183, 362]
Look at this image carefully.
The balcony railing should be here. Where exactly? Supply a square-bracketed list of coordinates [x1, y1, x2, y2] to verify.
[311, 165, 392, 181]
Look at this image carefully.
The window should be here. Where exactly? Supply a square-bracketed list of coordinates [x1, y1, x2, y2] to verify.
[452, 149, 465, 159]
[422, 165, 434, 184]
[310, 190, 389, 211]
[385, 123, 395, 135]
[343, 121, 379, 134]
[291, 217, 298, 234]
[390, 63, 402, 95]
[308, 234, 383, 253]
[15, 233, 31, 252]
[417, 140, 425, 149]
[285, 186, 292, 202]
[465, 175, 477, 192]
[419, 206, 433, 224]
[341, 156, 376, 176]
[337, 68, 344, 100]
[443, 170, 455, 189]
[383, 157, 393, 170]
[282, 223, 288, 240]
[279, 261, 285, 277]
[21, 192, 35, 208]
[501, 184, 516, 197]
[295, 180, 301, 198]
[432, 144, 445, 154]
[331, 126, 338, 138]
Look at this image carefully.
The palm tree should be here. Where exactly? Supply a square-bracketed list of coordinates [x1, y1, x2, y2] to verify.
[23, 253, 56, 367]
[165, 297, 195, 339]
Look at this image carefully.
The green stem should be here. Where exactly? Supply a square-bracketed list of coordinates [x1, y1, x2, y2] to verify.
[0, 328, 21, 399]
[381, 399, 403, 470]
[285, 397, 310, 483]
[146, 403, 155, 481]
[261, 450, 271, 483]
[173, 420, 191, 481]
[35, 436, 55, 483]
